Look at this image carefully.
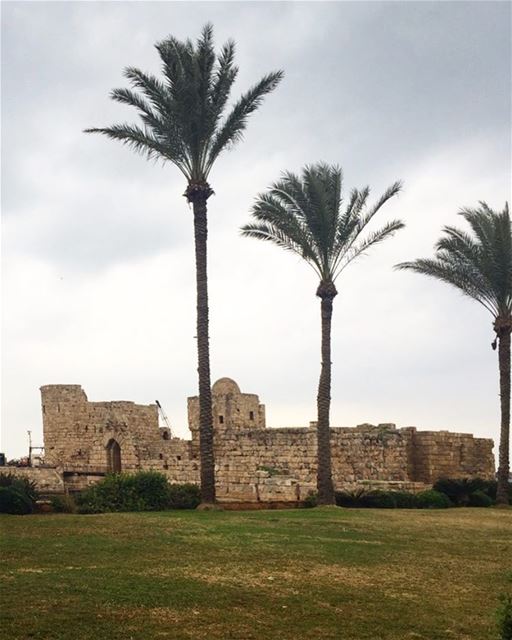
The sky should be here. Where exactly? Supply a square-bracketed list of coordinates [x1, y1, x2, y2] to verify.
[1, 0, 511, 460]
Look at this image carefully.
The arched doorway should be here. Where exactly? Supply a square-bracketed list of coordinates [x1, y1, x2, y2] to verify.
[106, 439, 122, 473]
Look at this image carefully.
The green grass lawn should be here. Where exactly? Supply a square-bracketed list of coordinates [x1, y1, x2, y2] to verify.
[1, 507, 511, 640]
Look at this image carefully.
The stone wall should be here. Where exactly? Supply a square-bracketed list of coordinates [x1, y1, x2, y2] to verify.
[212, 423, 416, 502]
[41, 384, 166, 472]
[36, 379, 496, 502]
[0, 467, 65, 495]
[404, 428, 495, 483]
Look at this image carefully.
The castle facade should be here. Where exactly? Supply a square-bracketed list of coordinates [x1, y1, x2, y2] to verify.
[34, 377, 495, 501]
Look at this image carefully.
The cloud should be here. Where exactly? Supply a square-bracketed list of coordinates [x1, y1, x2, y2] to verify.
[1, 1, 510, 458]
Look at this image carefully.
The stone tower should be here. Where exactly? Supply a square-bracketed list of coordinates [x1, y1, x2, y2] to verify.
[188, 377, 266, 442]
[41, 385, 89, 466]
[40, 384, 161, 471]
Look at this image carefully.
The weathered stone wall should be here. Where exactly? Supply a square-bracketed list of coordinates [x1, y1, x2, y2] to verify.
[37, 380, 495, 502]
[41, 385, 168, 472]
[403, 428, 495, 482]
[0, 467, 65, 495]
[212, 423, 412, 501]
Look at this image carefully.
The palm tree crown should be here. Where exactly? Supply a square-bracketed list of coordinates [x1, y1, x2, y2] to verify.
[85, 23, 283, 196]
[396, 203, 511, 326]
[397, 202, 511, 505]
[242, 163, 403, 293]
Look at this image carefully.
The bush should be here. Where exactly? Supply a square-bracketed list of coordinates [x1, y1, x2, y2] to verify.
[392, 491, 418, 509]
[302, 491, 318, 508]
[51, 494, 77, 513]
[131, 472, 173, 510]
[359, 490, 397, 509]
[0, 487, 33, 514]
[467, 490, 493, 508]
[415, 489, 451, 509]
[336, 488, 453, 509]
[168, 483, 201, 509]
[0, 473, 39, 504]
[76, 473, 200, 513]
[497, 594, 512, 640]
[432, 477, 511, 506]
[77, 471, 171, 513]
[335, 489, 366, 508]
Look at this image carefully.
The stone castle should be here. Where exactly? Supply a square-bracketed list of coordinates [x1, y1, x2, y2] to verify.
[21, 377, 495, 502]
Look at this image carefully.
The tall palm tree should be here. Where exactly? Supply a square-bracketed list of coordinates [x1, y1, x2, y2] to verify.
[397, 203, 511, 505]
[85, 24, 283, 504]
[241, 164, 403, 504]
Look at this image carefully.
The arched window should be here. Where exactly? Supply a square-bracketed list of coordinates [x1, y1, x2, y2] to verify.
[106, 439, 122, 473]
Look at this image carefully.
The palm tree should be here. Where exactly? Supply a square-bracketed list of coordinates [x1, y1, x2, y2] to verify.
[85, 24, 283, 504]
[397, 203, 511, 506]
[241, 164, 403, 504]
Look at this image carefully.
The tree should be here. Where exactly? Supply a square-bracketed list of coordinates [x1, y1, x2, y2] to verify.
[396, 203, 511, 505]
[241, 164, 403, 504]
[85, 24, 283, 504]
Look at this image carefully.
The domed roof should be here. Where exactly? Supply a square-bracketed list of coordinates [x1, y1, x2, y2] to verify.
[212, 377, 241, 395]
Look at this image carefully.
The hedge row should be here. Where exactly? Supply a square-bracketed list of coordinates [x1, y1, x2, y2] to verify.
[74, 472, 200, 513]
[335, 489, 454, 509]
[333, 477, 509, 509]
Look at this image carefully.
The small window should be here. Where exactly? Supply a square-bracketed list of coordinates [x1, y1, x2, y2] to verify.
[249, 411, 254, 421]
[162, 431, 169, 440]
[42, 405, 46, 414]
[219, 415, 224, 424]
[177, 455, 182, 461]
[159, 453, 163, 460]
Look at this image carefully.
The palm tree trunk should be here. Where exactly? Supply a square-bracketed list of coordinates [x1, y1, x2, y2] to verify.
[192, 194, 215, 504]
[496, 327, 511, 505]
[316, 289, 336, 505]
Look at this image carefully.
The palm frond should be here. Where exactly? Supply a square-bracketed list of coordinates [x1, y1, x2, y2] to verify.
[335, 219, 405, 277]
[83, 123, 190, 176]
[396, 203, 512, 319]
[86, 25, 283, 187]
[206, 71, 284, 173]
[241, 162, 403, 286]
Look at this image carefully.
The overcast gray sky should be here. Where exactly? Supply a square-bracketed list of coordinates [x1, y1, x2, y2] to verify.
[2, 0, 511, 459]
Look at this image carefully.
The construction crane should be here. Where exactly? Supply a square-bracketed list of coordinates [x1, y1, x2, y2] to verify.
[155, 400, 172, 438]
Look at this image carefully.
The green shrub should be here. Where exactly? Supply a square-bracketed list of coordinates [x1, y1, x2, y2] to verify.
[0, 473, 39, 504]
[76, 473, 200, 513]
[168, 483, 201, 509]
[132, 472, 172, 510]
[77, 472, 171, 513]
[497, 594, 512, 640]
[433, 477, 507, 506]
[392, 491, 418, 509]
[335, 489, 366, 508]
[303, 491, 318, 508]
[359, 490, 396, 509]
[51, 494, 77, 513]
[468, 490, 493, 508]
[0, 487, 33, 514]
[416, 489, 451, 509]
